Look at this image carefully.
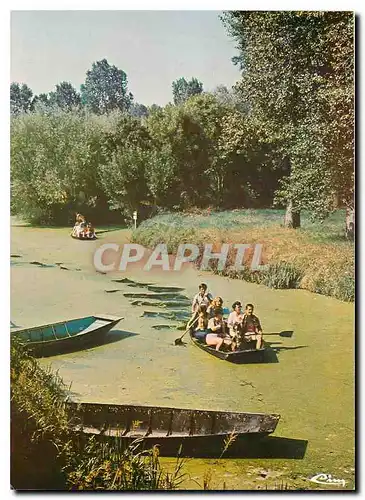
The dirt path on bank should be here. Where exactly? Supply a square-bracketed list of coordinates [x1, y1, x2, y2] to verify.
[11, 221, 355, 490]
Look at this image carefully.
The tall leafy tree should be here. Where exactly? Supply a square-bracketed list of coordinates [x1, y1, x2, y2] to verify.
[49, 82, 81, 111]
[172, 77, 203, 105]
[80, 59, 133, 114]
[130, 102, 149, 119]
[99, 115, 151, 217]
[10, 83, 33, 115]
[146, 104, 210, 208]
[222, 11, 354, 230]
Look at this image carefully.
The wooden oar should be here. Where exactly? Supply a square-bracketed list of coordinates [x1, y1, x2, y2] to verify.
[175, 313, 199, 345]
[262, 331, 293, 338]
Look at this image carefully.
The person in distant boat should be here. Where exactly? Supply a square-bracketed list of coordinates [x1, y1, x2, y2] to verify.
[227, 301, 245, 351]
[207, 296, 224, 318]
[86, 222, 95, 239]
[76, 221, 87, 238]
[192, 304, 209, 342]
[205, 308, 232, 351]
[191, 283, 213, 313]
[241, 303, 263, 350]
[76, 213, 86, 224]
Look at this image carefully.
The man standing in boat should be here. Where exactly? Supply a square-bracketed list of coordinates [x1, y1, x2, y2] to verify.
[191, 283, 213, 314]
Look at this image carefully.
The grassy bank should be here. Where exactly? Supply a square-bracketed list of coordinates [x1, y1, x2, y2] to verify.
[10, 339, 186, 491]
[131, 209, 354, 302]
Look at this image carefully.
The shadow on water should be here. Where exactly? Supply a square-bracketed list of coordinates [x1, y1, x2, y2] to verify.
[95, 228, 126, 235]
[143, 310, 191, 321]
[97, 435, 308, 459]
[130, 299, 191, 309]
[147, 285, 185, 293]
[37, 330, 139, 358]
[124, 292, 190, 301]
[210, 435, 308, 460]
[103, 329, 139, 346]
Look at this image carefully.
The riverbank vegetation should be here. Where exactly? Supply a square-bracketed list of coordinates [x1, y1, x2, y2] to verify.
[11, 12, 354, 238]
[132, 209, 354, 302]
[11, 339, 186, 490]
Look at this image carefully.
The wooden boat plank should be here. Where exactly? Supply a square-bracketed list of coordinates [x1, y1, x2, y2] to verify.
[66, 402, 280, 438]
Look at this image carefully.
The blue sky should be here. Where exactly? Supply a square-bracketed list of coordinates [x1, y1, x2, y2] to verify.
[11, 10, 242, 105]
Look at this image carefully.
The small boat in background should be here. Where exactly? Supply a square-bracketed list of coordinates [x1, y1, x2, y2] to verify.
[11, 315, 122, 357]
[71, 225, 97, 240]
[189, 329, 266, 363]
[66, 401, 280, 456]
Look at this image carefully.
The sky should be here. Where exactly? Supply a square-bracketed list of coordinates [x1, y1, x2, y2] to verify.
[10, 10, 242, 106]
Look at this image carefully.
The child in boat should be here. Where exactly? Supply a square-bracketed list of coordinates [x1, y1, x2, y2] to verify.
[206, 308, 232, 351]
[192, 304, 209, 342]
[191, 283, 213, 313]
[227, 301, 245, 351]
[241, 303, 263, 350]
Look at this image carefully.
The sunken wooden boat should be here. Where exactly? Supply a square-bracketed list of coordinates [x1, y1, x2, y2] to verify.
[66, 401, 280, 456]
[11, 315, 122, 357]
[189, 329, 266, 363]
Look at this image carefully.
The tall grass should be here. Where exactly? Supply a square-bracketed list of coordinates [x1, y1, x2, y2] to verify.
[11, 339, 186, 491]
[132, 209, 354, 302]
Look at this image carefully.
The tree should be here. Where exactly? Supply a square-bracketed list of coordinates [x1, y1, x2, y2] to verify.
[130, 102, 149, 119]
[222, 11, 354, 230]
[98, 115, 151, 217]
[48, 82, 81, 111]
[80, 59, 133, 114]
[11, 110, 106, 224]
[172, 77, 203, 105]
[146, 104, 210, 208]
[212, 85, 247, 112]
[10, 83, 33, 115]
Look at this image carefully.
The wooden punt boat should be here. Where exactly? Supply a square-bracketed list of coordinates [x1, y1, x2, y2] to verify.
[70, 229, 97, 240]
[66, 401, 280, 456]
[189, 329, 266, 363]
[11, 315, 122, 357]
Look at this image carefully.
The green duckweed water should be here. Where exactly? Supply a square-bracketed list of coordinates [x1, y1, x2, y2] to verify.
[11, 222, 355, 490]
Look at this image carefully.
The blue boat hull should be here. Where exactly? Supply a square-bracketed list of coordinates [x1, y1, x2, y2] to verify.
[12, 315, 122, 357]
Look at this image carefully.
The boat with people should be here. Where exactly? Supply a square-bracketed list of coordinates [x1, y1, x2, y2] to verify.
[71, 212, 97, 240]
[176, 283, 284, 362]
[66, 401, 280, 456]
[189, 328, 266, 363]
[11, 314, 122, 357]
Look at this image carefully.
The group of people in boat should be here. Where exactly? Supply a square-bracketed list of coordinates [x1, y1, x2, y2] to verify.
[191, 283, 263, 352]
[71, 213, 96, 240]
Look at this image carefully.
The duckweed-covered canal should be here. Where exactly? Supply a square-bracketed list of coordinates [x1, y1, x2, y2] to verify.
[11, 223, 355, 490]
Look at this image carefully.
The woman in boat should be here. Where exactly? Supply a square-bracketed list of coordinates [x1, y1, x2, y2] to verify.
[192, 304, 209, 342]
[207, 296, 224, 318]
[205, 308, 232, 351]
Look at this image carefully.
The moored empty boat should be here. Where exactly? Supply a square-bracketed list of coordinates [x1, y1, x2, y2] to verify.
[11, 315, 122, 357]
[66, 401, 280, 456]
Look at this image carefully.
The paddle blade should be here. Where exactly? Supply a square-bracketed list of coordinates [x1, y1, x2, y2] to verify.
[279, 330, 294, 338]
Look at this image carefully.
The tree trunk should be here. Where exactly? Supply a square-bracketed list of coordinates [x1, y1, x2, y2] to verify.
[284, 200, 301, 228]
[345, 206, 355, 240]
